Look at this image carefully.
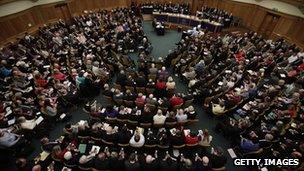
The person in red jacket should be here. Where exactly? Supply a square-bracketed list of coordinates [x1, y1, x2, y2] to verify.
[53, 69, 66, 81]
[169, 94, 184, 108]
[185, 132, 198, 145]
[155, 78, 167, 97]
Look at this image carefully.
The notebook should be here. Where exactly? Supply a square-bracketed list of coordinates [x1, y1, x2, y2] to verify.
[7, 118, 16, 126]
[227, 148, 237, 158]
[40, 151, 50, 161]
[91, 145, 100, 153]
[35, 116, 44, 125]
[78, 144, 87, 154]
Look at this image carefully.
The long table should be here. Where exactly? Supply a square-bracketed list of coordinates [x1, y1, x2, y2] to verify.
[153, 12, 224, 32]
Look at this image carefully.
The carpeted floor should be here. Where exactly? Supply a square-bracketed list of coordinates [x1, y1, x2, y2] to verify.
[28, 21, 248, 171]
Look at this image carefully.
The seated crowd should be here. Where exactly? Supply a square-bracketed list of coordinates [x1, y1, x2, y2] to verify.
[166, 27, 304, 169]
[196, 6, 233, 27]
[29, 119, 225, 171]
[140, 2, 190, 15]
[0, 7, 155, 169]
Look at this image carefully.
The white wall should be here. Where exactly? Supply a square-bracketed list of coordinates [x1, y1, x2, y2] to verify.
[232, 0, 304, 18]
[0, 0, 64, 17]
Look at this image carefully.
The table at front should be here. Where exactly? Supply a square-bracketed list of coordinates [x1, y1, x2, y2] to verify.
[153, 12, 223, 33]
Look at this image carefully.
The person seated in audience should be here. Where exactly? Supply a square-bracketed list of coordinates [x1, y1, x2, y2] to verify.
[146, 79, 155, 89]
[184, 105, 197, 120]
[169, 128, 184, 146]
[145, 128, 157, 146]
[142, 154, 159, 171]
[93, 152, 109, 171]
[240, 136, 260, 153]
[104, 106, 119, 118]
[183, 67, 196, 80]
[135, 93, 146, 106]
[139, 105, 153, 124]
[169, 94, 184, 108]
[153, 109, 166, 125]
[125, 153, 140, 171]
[17, 116, 36, 131]
[211, 101, 226, 116]
[155, 78, 167, 98]
[40, 137, 61, 152]
[157, 128, 169, 146]
[135, 73, 147, 87]
[194, 155, 211, 171]
[158, 67, 169, 80]
[185, 131, 198, 145]
[0, 129, 24, 149]
[108, 150, 126, 171]
[123, 89, 136, 101]
[180, 154, 194, 171]
[103, 84, 114, 97]
[198, 129, 212, 146]
[159, 152, 178, 170]
[210, 147, 227, 169]
[149, 63, 158, 75]
[166, 76, 176, 90]
[102, 125, 117, 143]
[146, 94, 158, 106]
[78, 150, 97, 169]
[129, 129, 145, 148]
[176, 109, 188, 123]
[116, 124, 132, 145]
[41, 98, 57, 118]
[165, 111, 177, 123]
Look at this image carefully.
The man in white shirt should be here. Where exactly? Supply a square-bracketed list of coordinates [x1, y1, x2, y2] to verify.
[153, 109, 166, 125]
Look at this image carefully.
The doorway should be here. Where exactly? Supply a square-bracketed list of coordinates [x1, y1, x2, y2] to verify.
[258, 12, 280, 38]
[55, 3, 72, 22]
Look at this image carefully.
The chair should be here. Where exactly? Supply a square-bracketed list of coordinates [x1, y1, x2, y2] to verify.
[135, 101, 145, 109]
[136, 87, 146, 94]
[78, 135, 90, 142]
[118, 143, 129, 147]
[146, 88, 155, 95]
[173, 144, 185, 149]
[140, 122, 152, 128]
[104, 95, 113, 104]
[114, 83, 122, 90]
[183, 99, 194, 108]
[78, 166, 92, 171]
[212, 166, 226, 171]
[153, 123, 164, 129]
[172, 103, 183, 111]
[105, 117, 117, 123]
[64, 163, 76, 168]
[187, 118, 199, 124]
[145, 144, 157, 148]
[167, 89, 175, 97]
[125, 86, 135, 92]
[148, 74, 157, 81]
[127, 119, 138, 126]
[91, 137, 102, 143]
[116, 117, 128, 124]
[186, 143, 198, 147]
[124, 100, 134, 107]
[145, 104, 157, 112]
[114, 99, 124, 106]
[158, 107, 168, 113]
[102, 139, 114, 146]
[243, 148, 263, 157]
[165, 121, 177, 128]
[158, 144, 170, 149]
